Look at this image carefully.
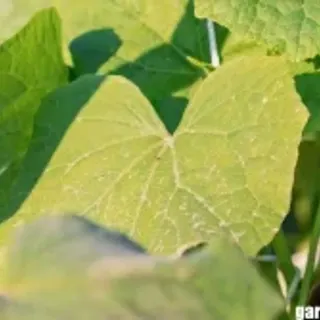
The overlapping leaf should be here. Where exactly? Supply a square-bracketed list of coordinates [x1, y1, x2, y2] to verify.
[0, 8, 66, 92]
[0, 1, 211, 132]
[286, 74, 320, 232]
[295, 73, 320, 139]
[0, 8, 67, 210]
[0, 215, 283, 320]
[195, 0, 320, 61]
[0, 55, 307, 256]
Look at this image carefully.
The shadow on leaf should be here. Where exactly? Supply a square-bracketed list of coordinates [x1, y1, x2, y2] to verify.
[69, 0, 211, 134]
[295, 73, 320, 138]
[0, 76, 105, 223]
[70, 28, 122, 75]
[0, 1, 233, 226]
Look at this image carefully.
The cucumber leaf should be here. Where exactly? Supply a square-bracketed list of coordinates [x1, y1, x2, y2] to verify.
[0, 55, 307, 256]
[195, 0, 320, 61]
[0, 8, 67, 213]
[0, 1, 211, 132]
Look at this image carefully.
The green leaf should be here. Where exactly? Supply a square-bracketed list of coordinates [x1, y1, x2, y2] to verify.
[0, 1, 210, 133]
[290, 139, 320, 234]
[0, 55, 307, 256]
[218, 30, 267, 63]
[0, 215, 283, 320]
[0, 8, 67, 211]
[213, 24, 318, 77]
[0, 8, 66, 90]
[295, 73, 320, 139]
[195, 0, 320, 61]
[288, 74, 320, 240]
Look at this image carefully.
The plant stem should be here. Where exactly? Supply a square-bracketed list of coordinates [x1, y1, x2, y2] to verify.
[286, 269, 301, 305]
[206, 20, 220, 68]
[273, 230, 296, 288]
[298, 199, 320, 306]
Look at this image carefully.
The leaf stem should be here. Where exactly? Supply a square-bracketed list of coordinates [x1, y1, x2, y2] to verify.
[298, 199, 320, 306]
[286, 269, 301, 305]
[206, 20, 220, 68]
[272, 230, 297, 288]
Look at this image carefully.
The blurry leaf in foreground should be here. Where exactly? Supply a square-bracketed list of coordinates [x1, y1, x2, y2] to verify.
[0, 214, 284, 320]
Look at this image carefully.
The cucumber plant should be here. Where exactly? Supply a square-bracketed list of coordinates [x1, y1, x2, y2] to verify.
[0, 1, 319, 319]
